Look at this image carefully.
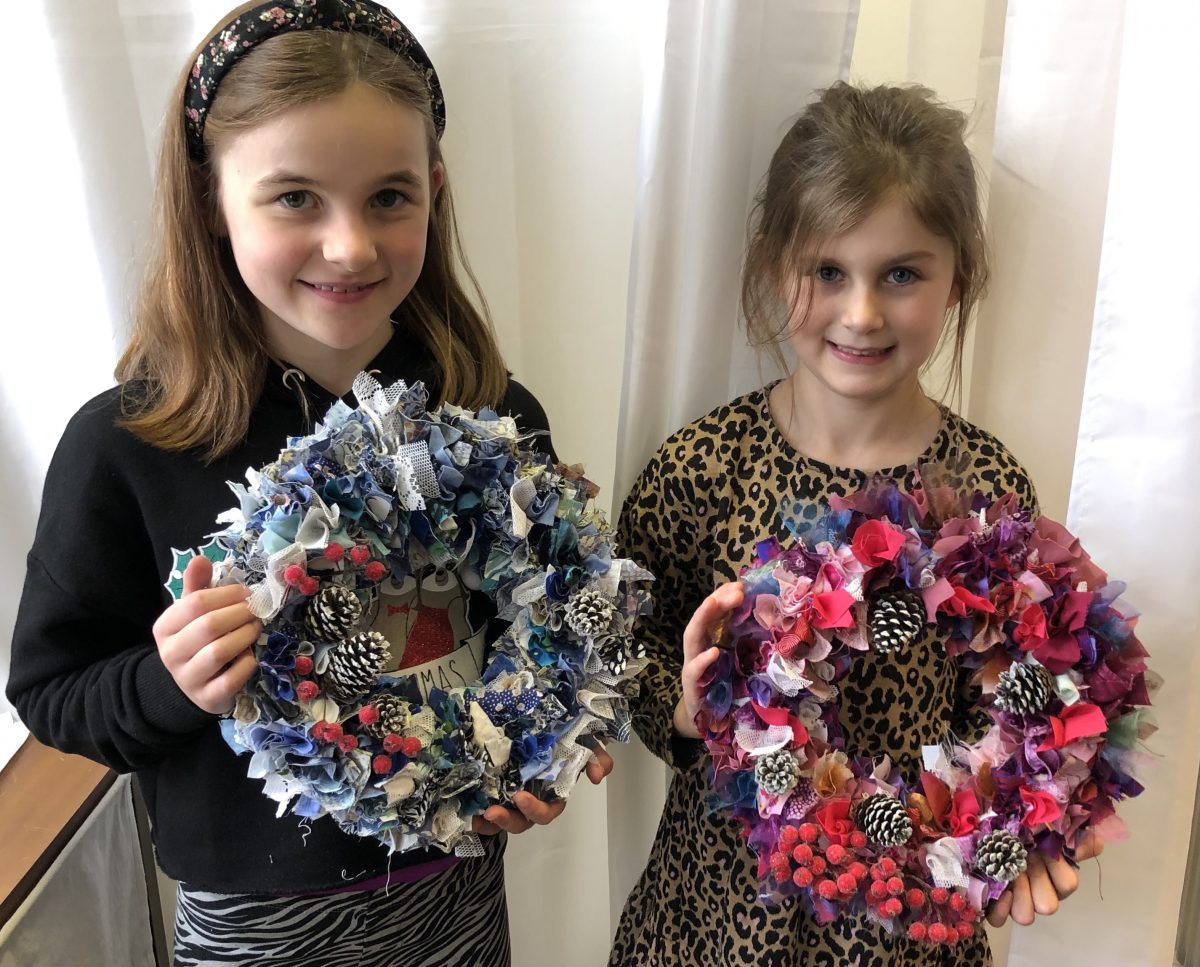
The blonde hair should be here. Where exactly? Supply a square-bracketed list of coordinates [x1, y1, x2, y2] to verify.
[117, 15, 506, 461]
[742, 82, 988, 395]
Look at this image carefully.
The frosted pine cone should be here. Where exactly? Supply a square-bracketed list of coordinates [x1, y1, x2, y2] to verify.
[974, 829, 1028, 883]
[869, 591, 926, 654]
[993, 662, 1055, 716]
[855, 793, 914, 847]
[754, 750, 801, 796]
[304, 585, 363, 643]
[361, 693, 410, 739]
[565, 588, 617, 639]
[322, 631, 390, 702]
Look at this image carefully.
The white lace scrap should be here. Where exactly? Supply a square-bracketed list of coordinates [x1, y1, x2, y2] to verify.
[396, 440, 439, 499]
[734, 723, 793, 755]
[248, 543, 308, 621]
[509, 476, 538, 538]
[926, 837, 970, 888]
[765, 653, 813, 696]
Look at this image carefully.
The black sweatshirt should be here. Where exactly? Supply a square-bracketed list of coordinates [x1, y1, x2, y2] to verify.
[7, 332, 555, 893]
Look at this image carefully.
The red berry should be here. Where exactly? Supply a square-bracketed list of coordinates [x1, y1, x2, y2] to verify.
[927, 923, 949, 944]
[907, 923, 928, 942]
[798, 823, 820, 844]
[886, 876, 904, 896]
[836, 872, 857, 894]
[298, 576, 320, 596]
[809, 856, 827, 876]
[907, 888, 926, 908]
[770, 854, 790, 876]
[792, 867, 814, 888]
[310, 722, 328, 741]
[364, 561, 387, 582]
[779, 826, 801, 848]
[930, 887, 950, 905]
[825, 844, 847, 866]
[848, 862, 868, 881]
[956, 922, 974, 940]
[337, 735, 358, 753]
[878, 857, 898, 876]
[869, 880, 888, 901]
[816, 879, 839, 900]
[349, 545, 371, 565]
[294, 656, 314, 676]
[382, 733, 404, 753]
[949, 893, 967, 912]
[323, 543, 345, 562]
[358, 705, 380, 726]
[882, 897, 903, 918]
[296, 681, 320, 702]
[283, 564, 306, 586]
[401, 736, 422, 757]
[371, 754, 392, 775]
[792, 844, 813, 865]
[322, 722, 343, 743]
[849, 830, 868, 849]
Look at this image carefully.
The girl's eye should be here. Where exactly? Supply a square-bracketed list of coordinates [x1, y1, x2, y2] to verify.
[816, 265, 842, 283]
[374, 188, 408, 209]
[887, 267, 918, 285]
[278, 190, 312, 210]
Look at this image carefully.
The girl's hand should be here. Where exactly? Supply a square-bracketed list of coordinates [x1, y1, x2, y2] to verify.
[674, 581, 745, 740]
[986, 831, 1104, 927]
[152, 555, 262, 715]
[472, 746, 615, 835]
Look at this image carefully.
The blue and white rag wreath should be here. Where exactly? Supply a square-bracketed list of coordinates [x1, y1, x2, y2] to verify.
[169, 374, 652, 856]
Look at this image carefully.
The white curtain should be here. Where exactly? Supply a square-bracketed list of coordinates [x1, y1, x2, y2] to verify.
[0, 777, 155, 967]
[605, 0, 859, 922]
[993, 1, 1200, 964]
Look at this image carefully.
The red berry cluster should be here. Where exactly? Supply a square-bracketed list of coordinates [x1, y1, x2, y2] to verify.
[283, 544, 389, 598]
[370, 728, 423, 776]
[768, 822, 979, 946]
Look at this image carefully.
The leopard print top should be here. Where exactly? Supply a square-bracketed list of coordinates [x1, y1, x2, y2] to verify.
[608, 387, 1037, 967]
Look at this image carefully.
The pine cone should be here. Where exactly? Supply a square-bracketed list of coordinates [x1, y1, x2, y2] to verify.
[869, 591, 927, 654]
[322, 631, 390, 702]
[855, 793, 914, 847]
[361, 693, 410, 739]
[974, 829, 1028, 883]
[304, 585, 363, 643]
[565, 588, 617, 639]
[993, 662, 1055, 716]
[754, 750, 801, 796]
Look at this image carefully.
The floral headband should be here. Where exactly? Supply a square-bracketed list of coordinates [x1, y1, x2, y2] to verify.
[185, 0, 445, 160]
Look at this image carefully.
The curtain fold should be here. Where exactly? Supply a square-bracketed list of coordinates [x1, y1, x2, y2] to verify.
[1004, 1, 1200, 963]
[604, 0, 859, 934]
[0, 777, 155, 967]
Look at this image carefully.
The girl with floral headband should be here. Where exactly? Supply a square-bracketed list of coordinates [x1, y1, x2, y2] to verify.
[609, 83, 1103, 966]
[7, 2, 610, 964]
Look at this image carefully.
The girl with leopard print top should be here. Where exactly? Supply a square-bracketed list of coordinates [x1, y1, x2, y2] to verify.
[609, 83, 1103, 967]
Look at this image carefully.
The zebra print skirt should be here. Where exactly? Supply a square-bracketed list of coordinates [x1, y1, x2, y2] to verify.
[172, 838, 509, 967]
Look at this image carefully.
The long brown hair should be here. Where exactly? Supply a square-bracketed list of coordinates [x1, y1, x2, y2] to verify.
[741, 82, 989, 397]
[117, 16, 506, 462]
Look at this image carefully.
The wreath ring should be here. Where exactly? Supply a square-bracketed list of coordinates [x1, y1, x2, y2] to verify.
[168, 374, 652, 855]
[700, 473, 1154, 946]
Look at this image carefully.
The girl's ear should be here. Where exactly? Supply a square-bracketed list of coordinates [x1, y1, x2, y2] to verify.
[946, 277, 962, 309]
[430, 161, 445, 201]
